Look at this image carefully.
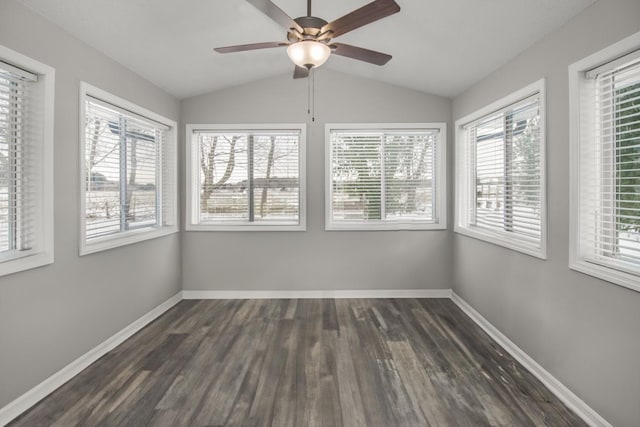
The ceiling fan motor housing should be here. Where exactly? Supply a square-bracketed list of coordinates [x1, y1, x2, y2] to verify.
[288, 16, 329, 41]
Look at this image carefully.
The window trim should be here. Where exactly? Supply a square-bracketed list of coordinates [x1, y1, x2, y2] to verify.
[0, 44, 54, 277]
[569, 31, 640, 293]
[79, 82, 178, 256]
[185, 123, 307, 232]
[324, 123, 447, 231]
[454, 79, 547, 259]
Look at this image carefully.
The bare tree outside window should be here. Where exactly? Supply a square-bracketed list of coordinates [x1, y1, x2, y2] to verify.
[196, 131, 300, 224]
[84, 100, 162, 239]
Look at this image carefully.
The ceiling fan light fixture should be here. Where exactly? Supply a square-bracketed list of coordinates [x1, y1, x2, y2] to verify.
[286, 40, 330, 69]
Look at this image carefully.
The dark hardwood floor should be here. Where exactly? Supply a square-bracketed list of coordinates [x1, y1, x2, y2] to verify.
[10, 298, 586, 426]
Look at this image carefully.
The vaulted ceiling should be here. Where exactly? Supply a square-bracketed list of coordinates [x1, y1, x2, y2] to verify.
[18, 0, 596, 99]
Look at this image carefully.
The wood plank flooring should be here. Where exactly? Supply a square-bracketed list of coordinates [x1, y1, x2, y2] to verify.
[9, 299, 586, 426]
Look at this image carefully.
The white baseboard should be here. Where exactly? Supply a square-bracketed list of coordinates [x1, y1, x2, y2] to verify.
[450, 292, 611, 427]
[0, 292, 183, 427]
[181, 288, 453, 300]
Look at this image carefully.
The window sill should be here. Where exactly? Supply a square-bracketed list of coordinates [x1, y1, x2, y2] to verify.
[326, 221, 446, 231]
[0, 250, 53, 277]
[185, 222, 306, 232]
[454, 225, 546, 259]
[570, 257, 640, 294]
[80, 226, 178, 256]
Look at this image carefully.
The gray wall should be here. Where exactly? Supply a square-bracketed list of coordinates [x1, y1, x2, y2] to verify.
[181, 69, 453, 291]
[0, 0, 182, 408]
[451, 0, 640, 426]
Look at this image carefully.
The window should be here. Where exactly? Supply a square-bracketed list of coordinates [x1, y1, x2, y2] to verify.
[185, 124, 306, 231]
[0, 45, 54, 276]
[570, 31, 640, 293]
[325, 123, 446, 230]
[455, 80, 546, 258]
[80, 83, 177, 255]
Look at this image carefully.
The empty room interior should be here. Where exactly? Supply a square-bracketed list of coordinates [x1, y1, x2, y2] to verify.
[0, 0, 639, 426]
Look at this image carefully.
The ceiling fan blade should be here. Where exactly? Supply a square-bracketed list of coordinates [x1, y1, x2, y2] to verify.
[214, 41, 288, 53]
[320, 0, 400, 39]
[293, 66, 309, 79]
[330, 43, 392, 65]
[246, 0, 304, 33]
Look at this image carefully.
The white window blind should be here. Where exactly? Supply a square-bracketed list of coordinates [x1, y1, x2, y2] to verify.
[192, 129, 302, 227]
[577, 52, 640, 274]
[83, 94, 174, 245]
[0, 60, 39, 259]
[466, 96, 542, 242]
[455, 80, 545, 258]
[327, 125, 446, 230]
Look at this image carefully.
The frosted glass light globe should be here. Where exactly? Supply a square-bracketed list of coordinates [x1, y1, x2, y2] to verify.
[287, 41, 331, 69]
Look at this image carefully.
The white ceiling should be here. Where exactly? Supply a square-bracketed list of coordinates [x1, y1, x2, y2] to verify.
[18, 0, 596, 99]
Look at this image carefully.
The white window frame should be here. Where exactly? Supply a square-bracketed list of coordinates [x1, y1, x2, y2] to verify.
[325, 123, 447, 231]
[185, 123, 307, 231]
[0, 45, 54, 277]
[569, 31, 640, 293]
[454, 79, 547, 259]
[79, 82, 178, 255]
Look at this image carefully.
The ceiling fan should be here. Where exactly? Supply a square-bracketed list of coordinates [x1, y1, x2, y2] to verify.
[214, 0, 401, 79]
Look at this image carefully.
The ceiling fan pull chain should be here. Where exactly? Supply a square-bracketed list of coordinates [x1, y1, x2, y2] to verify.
[306, 68, 316, 122]
[307, 69, 311, 117]
[312, 68, 316, 122]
